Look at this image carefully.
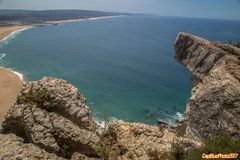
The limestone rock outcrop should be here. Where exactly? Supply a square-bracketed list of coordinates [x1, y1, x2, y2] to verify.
[104, 120, 200, 160]
[2, 77, 100, 158]
[18, 77, 95, 130]
[0, 133, 64, 160]
[175, 32, 240, 140]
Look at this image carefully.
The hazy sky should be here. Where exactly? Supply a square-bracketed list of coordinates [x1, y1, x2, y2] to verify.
[0, 0, 240, 20]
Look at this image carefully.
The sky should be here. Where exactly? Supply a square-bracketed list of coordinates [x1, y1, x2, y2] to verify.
[0, 0, 240, 20]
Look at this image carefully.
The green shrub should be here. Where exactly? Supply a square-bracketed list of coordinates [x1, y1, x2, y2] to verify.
[201, 133, 240, 154]
[17, 89, 57, 110]
[165, 133, 240, 160]
[229, 40, 240, 48]
[233, 41, 240, 48]
[203, 66, 213, 75]
[62, 143, 70, 158]
[94, 107, 111, 160]
[167, 142, 186, 160]
[94, 141, 110, 160]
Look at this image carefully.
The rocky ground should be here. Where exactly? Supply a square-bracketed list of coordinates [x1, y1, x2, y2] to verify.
[0, 33, 239, 159]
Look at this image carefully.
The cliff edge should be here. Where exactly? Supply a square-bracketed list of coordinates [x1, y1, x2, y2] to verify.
[175, 32, 240, 140]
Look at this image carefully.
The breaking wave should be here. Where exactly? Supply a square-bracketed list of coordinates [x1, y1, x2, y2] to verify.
[0, 53, 6, 60]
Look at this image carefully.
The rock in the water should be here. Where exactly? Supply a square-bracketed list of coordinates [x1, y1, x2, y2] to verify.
[157, 119, 169, 128]
[0, 133, 64, 160]
[2, 77, 100, 157]
[175, 32, 240, 140]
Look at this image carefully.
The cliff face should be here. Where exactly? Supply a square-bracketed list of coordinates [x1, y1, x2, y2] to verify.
[175, 32, 240, 140]
[0, 33, 239, 159]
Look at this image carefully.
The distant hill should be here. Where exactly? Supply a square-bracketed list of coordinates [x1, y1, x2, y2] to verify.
[0, 9, 130, 24]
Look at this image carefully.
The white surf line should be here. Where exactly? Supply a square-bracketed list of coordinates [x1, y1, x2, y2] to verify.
[0, 54, 6, 60]
[10, 69, 24, 81]
[0, 26, 32, 43]
[0, 66, 24, 81]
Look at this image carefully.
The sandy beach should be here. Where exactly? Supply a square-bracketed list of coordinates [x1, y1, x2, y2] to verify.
[46, 18, 86, 24]
[0, 25, 30, 125]
[0, 25, 32, 41]
[46, 16, 120, 24]
[0, 68, 23, 125]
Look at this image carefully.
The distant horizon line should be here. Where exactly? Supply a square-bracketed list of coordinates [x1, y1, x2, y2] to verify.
[0, 8, 240, 21]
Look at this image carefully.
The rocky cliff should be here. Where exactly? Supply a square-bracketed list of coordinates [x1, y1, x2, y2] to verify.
[175, 32, 240, 140]
[0, 33, 239, 159]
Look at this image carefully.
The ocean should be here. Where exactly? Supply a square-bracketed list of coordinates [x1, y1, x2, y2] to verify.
[1, 15, 240, 124]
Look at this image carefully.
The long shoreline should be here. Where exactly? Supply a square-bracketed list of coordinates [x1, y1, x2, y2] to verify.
[0, 16, 123, 81]
[46, 15, 124, 24]
[0, 25, 32, 42]
[0, 26, 29, 125]
[0, 25, 31, 81]
[0, 16, 126, 127]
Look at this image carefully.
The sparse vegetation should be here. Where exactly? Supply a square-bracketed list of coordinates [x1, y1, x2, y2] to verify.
[95, 141, 110, 160]
[167, 142, 186, 160]
[229, 40, 240, 48]
[93, 107, 111, 160]
[17, 89, 57, 110]
[203, 66, 213, 75]
[62, 143, 70, 158]
[161, 133, 240, 160]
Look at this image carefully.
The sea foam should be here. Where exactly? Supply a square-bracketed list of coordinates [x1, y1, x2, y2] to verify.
[10, 69, 24, 81]
[0, 28, 31, 81]
[0, 54, 6, 60]
[0, 27, 31, 43]
[165, 112, 185, 126]
[94, 116, 118, 129]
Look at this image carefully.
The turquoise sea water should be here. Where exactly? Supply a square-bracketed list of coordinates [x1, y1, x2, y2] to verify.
[1, 15, 240, 124]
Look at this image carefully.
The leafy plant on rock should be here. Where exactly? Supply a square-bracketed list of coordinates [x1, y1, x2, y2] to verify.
[17, 89, 57, 110]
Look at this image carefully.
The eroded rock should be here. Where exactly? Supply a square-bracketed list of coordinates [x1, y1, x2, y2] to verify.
[2, 77, 100, 158]
[175, 32, 240, 140]
[104, 120, 200, 160]
[0, 133, 64, 160]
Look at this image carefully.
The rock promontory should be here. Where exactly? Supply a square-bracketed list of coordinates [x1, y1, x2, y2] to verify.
[175, 32, 240, 140]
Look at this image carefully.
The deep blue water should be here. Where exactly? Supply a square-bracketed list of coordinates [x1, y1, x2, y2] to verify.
[1, 15, 240, 124]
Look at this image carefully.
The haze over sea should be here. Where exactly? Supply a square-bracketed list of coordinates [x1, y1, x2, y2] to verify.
[1, 15, 240, 124]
